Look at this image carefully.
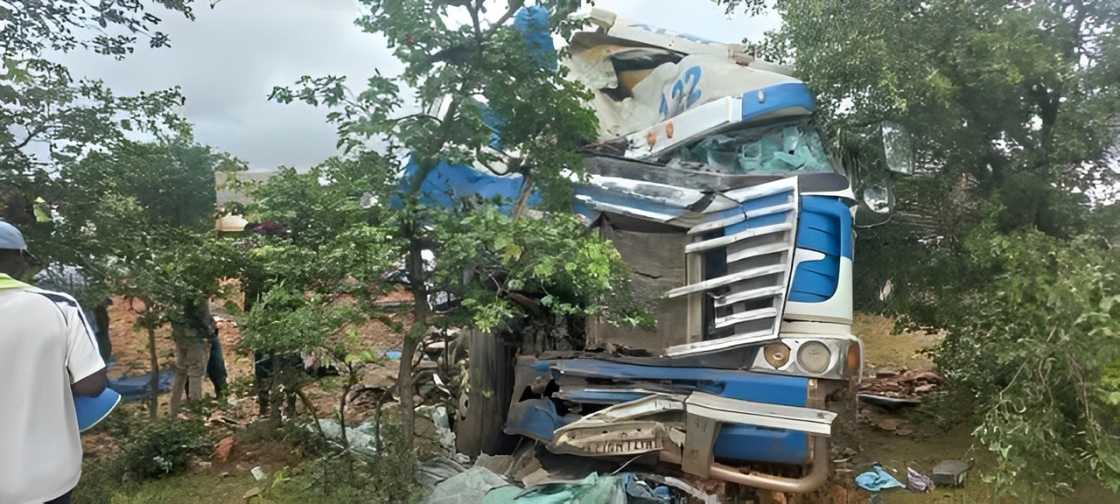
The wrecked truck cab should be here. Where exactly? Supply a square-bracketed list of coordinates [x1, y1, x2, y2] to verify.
[416, 8, 867, 494]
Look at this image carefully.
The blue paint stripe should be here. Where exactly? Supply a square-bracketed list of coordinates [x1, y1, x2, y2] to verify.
[741, 83, 816, 122]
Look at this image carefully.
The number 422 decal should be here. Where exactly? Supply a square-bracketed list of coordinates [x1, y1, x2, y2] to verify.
[659, 66, 703, 120]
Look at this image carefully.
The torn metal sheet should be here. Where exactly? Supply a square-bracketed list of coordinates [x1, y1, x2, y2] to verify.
[552, 420, 667, 457]
[685, 392, 837, 436]
[573, 393, 685, 423]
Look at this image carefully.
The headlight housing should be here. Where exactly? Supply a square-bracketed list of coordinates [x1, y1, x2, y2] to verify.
[750, 335, 860, 380]
[797, 341, 832, 374]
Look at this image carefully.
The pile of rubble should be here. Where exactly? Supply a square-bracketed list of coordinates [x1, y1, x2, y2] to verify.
[858, 368, 945, 407]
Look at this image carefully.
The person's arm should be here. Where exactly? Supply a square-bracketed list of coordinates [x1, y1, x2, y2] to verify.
[64, 298, 108, 397]
[72, 368, 108, 397]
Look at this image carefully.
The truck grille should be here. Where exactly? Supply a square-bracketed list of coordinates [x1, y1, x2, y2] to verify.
[664, 177, 799, 356]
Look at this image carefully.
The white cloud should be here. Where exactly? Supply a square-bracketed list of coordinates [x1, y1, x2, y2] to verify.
[55, 0, 778, 170]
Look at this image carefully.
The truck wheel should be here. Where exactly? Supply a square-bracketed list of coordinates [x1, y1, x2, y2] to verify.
[454, 329, 517, 457]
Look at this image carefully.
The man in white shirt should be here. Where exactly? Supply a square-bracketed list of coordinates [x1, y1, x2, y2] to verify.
[0, 221, 108, 504]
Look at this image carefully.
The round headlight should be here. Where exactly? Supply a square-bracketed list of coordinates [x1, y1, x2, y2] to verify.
[763, 342, 791, 368]
[797, 341, 832, 374]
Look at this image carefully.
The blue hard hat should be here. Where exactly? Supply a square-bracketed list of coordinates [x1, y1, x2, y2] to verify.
[75, 387, 122, 432]
[0, 220, 28, 252]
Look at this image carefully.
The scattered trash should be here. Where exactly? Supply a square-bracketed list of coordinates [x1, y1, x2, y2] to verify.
[623, 473, 670, 503]
[634, 473, 720, 504]
[417, 405, 456, 454]
[384, 350, 402, 360]
[417, 455, 470, 489]
[250, 466, 267, 481]
[855, 464, 904, 492]
[425, 466, 513, 504]
[314, 419, 380, 458]
[484, 472, 627, 504]
[932, 459, 970, 487]
[475, 453, 516, 475]
[906, 467, 935, 492]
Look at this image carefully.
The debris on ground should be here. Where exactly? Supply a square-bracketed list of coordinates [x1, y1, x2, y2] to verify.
[932, 459, 970, 487]
[906, 466, 935, 492]
[855, 464, 904, 492]
[314, 419, 380, 458]
[484, 473, 627, 504]
[633, 473, 719, 504]
[425, 466, 513, 504]
[250, 465, 267, 481]
[417, 456, 470, 489]
[417, 405, 456, 454]
[859, 368, 945, 406]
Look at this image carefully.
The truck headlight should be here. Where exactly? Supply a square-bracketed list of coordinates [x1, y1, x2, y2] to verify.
[797, 341, 832, 374]
[763, 342, 791, 368]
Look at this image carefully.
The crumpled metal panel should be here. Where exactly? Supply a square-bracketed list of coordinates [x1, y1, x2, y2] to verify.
[552, 421, 667, 457]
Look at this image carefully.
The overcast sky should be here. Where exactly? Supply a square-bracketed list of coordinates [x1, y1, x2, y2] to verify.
[57, 1, 779, 171]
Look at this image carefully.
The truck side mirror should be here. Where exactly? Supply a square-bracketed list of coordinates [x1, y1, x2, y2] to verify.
[880, 122, 914, 175]
[861, 183, 894, 214]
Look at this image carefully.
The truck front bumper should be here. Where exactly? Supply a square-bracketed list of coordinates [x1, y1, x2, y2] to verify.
[504, 357, 838, 493]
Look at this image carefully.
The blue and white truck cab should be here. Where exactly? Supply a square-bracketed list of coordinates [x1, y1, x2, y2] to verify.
[419, 8, 907, 495]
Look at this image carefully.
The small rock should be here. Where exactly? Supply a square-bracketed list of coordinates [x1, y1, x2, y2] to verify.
[877, 418, 900, 431]
[214, 436, 236, 463]
[895, 425, 914, 436]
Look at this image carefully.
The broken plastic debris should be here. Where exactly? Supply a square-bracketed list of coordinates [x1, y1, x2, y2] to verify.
[906, 467, 935, 492]
[855, 464, 903, 492]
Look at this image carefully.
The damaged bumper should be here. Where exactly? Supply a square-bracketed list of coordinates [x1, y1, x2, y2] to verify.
[504, 357, 838, 492]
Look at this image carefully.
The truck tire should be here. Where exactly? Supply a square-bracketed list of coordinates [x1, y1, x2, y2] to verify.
[454, 329, 517, 457]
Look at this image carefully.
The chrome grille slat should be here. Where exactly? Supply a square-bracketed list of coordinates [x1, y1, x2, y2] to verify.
[664, 264, 786, 299]
[713, 307, 778, 328]
[712, 286, 786, 308]
[687, 202, 797, 235]
[684, 222, 793, 254]
[725, 242, 790, 264]
[663, 177, 800, 357]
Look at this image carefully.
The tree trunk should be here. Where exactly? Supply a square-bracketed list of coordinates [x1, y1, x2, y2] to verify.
[146, 325, 159, 419]
[295, 387, 326, 443]
[510, 171, 534, 220]
[400, 232, 430, 457]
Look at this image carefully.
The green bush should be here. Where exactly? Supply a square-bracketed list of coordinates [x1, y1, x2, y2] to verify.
[935, 227, 1120, 494]
[118, 418, 212, 481]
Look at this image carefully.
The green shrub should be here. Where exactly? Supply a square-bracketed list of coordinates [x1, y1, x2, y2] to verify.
[935, 227, 1120, 494]
[118, 418, 212, 480]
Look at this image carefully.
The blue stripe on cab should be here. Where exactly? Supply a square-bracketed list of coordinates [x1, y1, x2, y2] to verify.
[788, 196, 852, 303]
[741, 83, 816, 122]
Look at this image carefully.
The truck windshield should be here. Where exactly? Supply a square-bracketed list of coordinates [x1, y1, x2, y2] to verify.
[668, 120, 838, 175]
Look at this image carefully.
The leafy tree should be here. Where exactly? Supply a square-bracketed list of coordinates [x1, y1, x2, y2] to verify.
[268, 0, 646, 463]
[2, 0, 197, 246]
[722, 0, 1120, 492]
[52, 138, 238, 417]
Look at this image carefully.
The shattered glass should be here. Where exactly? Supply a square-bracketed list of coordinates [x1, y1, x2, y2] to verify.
[669, 120, 836, 175]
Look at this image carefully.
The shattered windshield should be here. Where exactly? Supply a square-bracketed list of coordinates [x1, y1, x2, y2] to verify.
[668, 120, 839, 175]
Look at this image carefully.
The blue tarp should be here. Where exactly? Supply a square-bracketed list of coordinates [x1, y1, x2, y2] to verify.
[109, 370, 174, 401]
